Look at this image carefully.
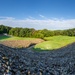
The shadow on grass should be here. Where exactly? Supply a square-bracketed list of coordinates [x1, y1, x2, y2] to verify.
[0, 35, 11, 40]
[32, 48, 54, 52]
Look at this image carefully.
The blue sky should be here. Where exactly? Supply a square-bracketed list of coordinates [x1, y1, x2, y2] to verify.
[0, 0, 75, 30]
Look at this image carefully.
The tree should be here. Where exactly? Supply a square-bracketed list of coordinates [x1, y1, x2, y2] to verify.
[19, 28, 25, 37]
[33, 31, 44, 39]
[0, 25, 11, 34]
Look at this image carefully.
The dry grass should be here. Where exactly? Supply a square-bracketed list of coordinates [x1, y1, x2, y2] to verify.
[0, 39, 44, 48]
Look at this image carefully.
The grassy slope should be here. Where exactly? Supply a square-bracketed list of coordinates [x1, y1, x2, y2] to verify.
[34, 36, 75, 50]
[0, 35, 36, 41]
[1, 35, 75, 51]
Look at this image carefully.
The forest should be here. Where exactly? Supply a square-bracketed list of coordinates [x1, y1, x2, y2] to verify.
[0, 25, 75, 39]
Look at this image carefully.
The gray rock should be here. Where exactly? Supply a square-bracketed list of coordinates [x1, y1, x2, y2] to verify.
[0, 43, 75, 75]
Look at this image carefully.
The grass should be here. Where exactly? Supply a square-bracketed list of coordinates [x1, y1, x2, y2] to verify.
[0, 35, 36, 41]
[0, 35, 10, 41]
[1, 35, 75, 51]
[34, 36, 75, 50]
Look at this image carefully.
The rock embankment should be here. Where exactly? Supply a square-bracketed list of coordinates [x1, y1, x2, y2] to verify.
[0, 43, 75, 75]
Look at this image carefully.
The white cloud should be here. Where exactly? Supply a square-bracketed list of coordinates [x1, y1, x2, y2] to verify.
[39, 14, 49, 20]
[0, 16, 75, 30]
[39, 14, 45, 18]
[0, 16, 15, 20]
[28, 16, 35, 19]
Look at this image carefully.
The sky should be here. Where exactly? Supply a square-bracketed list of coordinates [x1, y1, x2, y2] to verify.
[0, 0, 75, 30]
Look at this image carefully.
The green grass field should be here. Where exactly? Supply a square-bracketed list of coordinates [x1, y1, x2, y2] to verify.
[1, 35, 75, 51]
[34, 36, 75, 50]
[0, 35, 36, 41]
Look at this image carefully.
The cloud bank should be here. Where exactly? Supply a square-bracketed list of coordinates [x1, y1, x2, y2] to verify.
[0, 16, 75, 30]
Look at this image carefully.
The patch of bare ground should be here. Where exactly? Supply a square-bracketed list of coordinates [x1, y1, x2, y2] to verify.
[0, 39, 44, 48]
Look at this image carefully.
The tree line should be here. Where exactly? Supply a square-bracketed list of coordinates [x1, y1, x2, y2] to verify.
[0, 25, 75, 38]
[0, 25, 11, 34]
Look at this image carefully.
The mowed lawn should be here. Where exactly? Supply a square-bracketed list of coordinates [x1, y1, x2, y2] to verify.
[34, 36, 75, 50]
[0, 35, 36, 41]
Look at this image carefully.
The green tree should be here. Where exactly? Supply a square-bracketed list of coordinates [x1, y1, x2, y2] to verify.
[0, 25, 11, 34]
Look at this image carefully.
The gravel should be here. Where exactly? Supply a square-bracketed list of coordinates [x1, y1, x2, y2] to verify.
[0, 43, 75, 75]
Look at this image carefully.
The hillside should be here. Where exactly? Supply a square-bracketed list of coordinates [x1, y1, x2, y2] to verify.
[0, 43, 75, 75]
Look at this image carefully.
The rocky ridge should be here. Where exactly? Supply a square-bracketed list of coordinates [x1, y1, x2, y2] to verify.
[0, 43, 75, 75]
